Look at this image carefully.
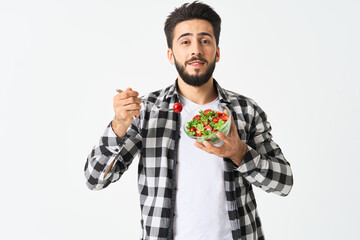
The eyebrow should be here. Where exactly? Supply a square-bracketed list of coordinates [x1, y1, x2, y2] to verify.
[177, 32, 213, 41]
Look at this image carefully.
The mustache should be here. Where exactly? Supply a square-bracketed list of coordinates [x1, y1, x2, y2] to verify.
[185, 56, 208, 65]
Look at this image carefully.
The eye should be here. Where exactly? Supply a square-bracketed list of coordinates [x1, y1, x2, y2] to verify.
[201, 39, 210, 44]
[181, 40, 190, 45]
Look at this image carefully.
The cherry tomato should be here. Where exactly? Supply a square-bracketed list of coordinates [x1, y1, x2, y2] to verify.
[173, 102, 183, 113]
[220, 114, 229, 121]
[193, 115, 201, 120]
[212, 117, 220, 123]
[195, 130, 203, 137]
[190, 127, 196, 132]
[204, 125, 212, 131]
[216, 111, 223, 117]
[204, 109, 213, 116]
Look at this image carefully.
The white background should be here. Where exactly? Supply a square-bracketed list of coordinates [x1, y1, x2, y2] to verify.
[1, 0, 359, 239]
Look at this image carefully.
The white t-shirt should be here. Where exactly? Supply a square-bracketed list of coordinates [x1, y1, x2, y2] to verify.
[174, 94, 232, 240]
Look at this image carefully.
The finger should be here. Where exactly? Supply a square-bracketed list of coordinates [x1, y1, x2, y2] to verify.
[116, 88, 139, 97]
[216, 131, 231, 145]
[121, 91, 139, 99]
[215, 116, 236, 145]
[194, 141, 213, 154]
[121, 97, 142, 106]
[113, 100, 141, 115]
[113, 96, 139, 107]
[116, 88, 132, 93]
[229, 115, 238, 136]
[216, 131, 226, 140]
[115, 91, 139, 100]
[118, 103, 141, 111]
[202, 140, 222, 155]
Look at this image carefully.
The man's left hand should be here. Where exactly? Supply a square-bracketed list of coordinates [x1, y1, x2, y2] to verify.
[194, 115, 247, 166]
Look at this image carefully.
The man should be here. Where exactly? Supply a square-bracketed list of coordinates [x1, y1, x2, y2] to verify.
[84, 2, 293, 240]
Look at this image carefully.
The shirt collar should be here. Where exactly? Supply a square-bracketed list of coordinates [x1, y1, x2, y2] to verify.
[213, 79, 231, 105]
[163, 79, 179, 101]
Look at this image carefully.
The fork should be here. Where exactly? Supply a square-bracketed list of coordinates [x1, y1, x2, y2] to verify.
[116, 89, 176, 111]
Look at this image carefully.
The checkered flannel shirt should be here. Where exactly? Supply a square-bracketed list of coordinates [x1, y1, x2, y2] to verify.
[84, 80, 293, 240]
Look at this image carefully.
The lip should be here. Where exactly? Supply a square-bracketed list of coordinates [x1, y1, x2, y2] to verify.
[188, 60, 205, 67]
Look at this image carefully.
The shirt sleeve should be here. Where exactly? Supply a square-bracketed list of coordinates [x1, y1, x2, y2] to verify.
[236, 104, 293, 196]
[84, 117, 142, 191]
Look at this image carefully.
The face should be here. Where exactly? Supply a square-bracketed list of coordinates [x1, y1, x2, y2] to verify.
[167, 19, 220, 87]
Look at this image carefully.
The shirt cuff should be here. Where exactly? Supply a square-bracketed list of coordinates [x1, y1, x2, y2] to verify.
[101, 122, 128, 154]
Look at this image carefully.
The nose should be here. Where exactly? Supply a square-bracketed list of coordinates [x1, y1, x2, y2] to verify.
[191, 41, 202, 56]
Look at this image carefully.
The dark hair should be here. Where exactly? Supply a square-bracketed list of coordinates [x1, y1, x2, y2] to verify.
[164, 1, 221, 49]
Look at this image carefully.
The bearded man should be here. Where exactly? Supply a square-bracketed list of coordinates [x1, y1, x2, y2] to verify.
[84, 2, 293, 240]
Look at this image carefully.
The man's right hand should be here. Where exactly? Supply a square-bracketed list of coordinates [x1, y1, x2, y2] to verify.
[111, 88, 141, 137]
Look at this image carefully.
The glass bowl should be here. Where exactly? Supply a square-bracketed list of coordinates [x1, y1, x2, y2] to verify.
[182, 104, 232, 146]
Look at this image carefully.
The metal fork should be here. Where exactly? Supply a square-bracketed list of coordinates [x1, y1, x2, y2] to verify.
[116, 89, 174, 111]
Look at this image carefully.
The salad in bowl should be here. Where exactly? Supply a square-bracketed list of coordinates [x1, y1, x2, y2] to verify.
[183, 104, 231, 146]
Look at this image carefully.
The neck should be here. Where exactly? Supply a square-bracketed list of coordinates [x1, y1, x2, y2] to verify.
[177, 76, 218, 105]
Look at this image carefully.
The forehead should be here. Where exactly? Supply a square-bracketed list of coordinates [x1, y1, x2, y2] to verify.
[173, 19, 214, 39]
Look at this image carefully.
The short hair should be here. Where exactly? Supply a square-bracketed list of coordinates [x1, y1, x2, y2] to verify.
[164, 1, 221, 49]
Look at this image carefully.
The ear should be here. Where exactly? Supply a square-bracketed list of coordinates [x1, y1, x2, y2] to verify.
[167, 48, 175, 65]
[215, 46, 220, 63]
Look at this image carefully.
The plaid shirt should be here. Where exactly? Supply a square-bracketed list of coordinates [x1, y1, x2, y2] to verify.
[84, 80, 293, 240]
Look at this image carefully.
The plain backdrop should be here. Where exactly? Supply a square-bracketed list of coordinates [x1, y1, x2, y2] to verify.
[1, 0, 359, 239]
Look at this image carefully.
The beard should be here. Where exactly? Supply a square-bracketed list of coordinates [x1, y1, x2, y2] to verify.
[174, 55, 216, 87]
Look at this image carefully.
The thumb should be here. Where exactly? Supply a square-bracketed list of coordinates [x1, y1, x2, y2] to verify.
[125, 87, 132, 91]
